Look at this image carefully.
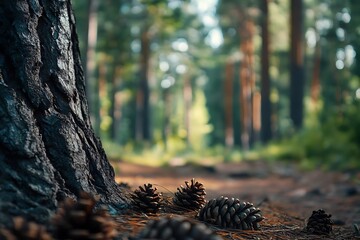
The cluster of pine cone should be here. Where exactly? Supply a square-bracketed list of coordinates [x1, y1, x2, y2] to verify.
[129, 179, 335, 237]
[0, 179, 335, 239]
[0, 217, 52, 240]
[0, 192, 117, 240]
[130, 178, 207, 213]
[130, 179, 265, 233]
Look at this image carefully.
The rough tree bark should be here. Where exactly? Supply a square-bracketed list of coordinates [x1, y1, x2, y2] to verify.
[0, 0, 126, 225]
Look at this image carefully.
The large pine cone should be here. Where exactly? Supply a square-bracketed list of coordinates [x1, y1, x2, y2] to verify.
[173, 178, 206, 210]
[131, 184, 162, 213]
[197, 196, 264, 230]
[306, 209, 333, 235]
[52, 191, 117, 240]
[137, 217, 223, 240]
[0, 217, 52, 240]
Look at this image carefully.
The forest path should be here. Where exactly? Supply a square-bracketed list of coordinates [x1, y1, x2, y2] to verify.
[114, 160, 360, 239]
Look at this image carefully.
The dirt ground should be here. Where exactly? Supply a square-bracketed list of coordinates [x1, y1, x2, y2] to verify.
[114, 160, 360, 239]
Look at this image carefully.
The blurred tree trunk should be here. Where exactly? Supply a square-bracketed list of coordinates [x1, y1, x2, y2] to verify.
[162, 88, 171, 151]
[253, 91, 261, 142]
[98, 57, 107, 133]
[85, 0, 100, 134]
[311, 36, 321, 104]
[110, 64, 122, 142]
[0, 0, 126, 225]
[136, 27, 151, 142]
[183, 74, 192, 148]
[224, 60, 234, 148]
[290, 0, 305, 129]
[260, 0, 272, 143]
[239, 15, 255, 150]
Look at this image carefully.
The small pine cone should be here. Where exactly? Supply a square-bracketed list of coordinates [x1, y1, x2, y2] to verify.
[173, 178, 206, 210]
[138, 217, 223, 240]
[0, 216, 52, 240]
[52, 191, 117, 240]
[197, 196, 264, 230]
[306, 209, 333, 235]
[131, 184, 162, 213]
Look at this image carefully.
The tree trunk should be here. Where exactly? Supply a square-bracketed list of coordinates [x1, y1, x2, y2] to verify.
[136, 28, 151, 142]
[98, 56, 107, 133]
[110, 65, 122, 142]
[162, 88, 171, 151]
[224, 60, 234, 148]
[253, 91, 261, 142]
[260, 0, 272, 143]
[0, 1, 127, 224]
[183, 74, 192, 148]
[290, 0, 305, 129]
[85, 0, 100, 134]
[311, 36, 321, 104]
[239, 16, 255, 150]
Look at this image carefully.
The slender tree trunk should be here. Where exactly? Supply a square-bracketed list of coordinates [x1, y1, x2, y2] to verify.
[0, 0, 126, 224]
[110, 65, 122, 142]
[311, 36, 321, 104]
[239, 16, 255, 150]
[253, 91, 261, 141]
[290, 0, 305, 129]
[135, 89, 144, 141]
[224, 60, 234, 148]
[136, 28, 151, 142]
[183, 74, 192, 148]
[162, 89, 171, 151]
[239, 60, 250, 150]
[142, 32, 151, 141]
[248, 20, 256, 146]
[85, 0, 100, 134]
[260, 0, 272, 142]
[98, 58, 108, 135]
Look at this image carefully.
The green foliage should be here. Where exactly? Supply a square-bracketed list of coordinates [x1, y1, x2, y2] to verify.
[105, 101, 360, 171]
[104, 141, 243, 168]
[260, 102, 360, 170]
[188, 90, 213, 151]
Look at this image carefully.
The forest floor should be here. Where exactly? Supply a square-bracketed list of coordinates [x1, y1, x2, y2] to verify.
[113, 159, 360, 239]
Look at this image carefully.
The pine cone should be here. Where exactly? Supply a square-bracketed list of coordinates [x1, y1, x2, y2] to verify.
[131, 184, 162, 213]
[137, 217, 223, 240]
[52, 191, 117, 240]
[197, 196, 264, 230]
[306, 209, 333, 235]
[0, 217, 52, 240]
[173, 178, 206, 210]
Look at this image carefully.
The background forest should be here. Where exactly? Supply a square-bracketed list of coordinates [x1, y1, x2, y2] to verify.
[72, 0, 360, 171]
